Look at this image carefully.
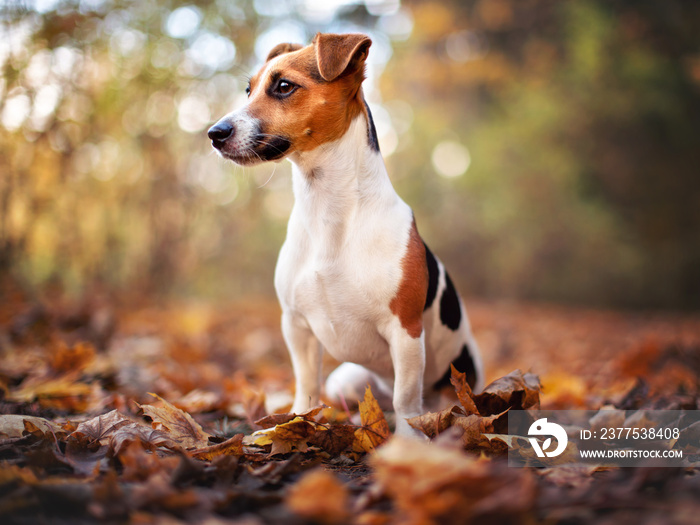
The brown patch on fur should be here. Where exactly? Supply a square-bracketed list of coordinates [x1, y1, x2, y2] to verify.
[314, 33, 371, 81]
[390, 219, 429, 339]
[246, 35, 371, 152]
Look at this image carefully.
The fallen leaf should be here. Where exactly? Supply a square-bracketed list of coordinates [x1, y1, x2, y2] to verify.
[254, 404, 328, 429]
[250, 416, 317, 455]
[138, 393, 211, 449]
[370, 436, 536, 524]
[286, 468, 350, 523]
[191, 434, 244, 460]
[473, 369, 541, 416]
[452, 411, 507, 450]
[70, 410, 131, 445]
[450, 364, 479, 415]
[308, 424, 356, 456]
[589, 405, 626, 435]
[109, 422, 179, 455]
[353, 386, 390, 453]
[49, 341, 96, 374]
[0, 415, 64, 439]
[407, 405, 464, 439]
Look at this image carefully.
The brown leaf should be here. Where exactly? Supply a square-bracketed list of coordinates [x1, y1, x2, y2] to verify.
[138, 393, 211, 449]
[353, 386, 390, 453]
[254, 404, 328, 429]
[0, 415, 64, 439]
[70, 410, 131, 445]
[452, 412, 506, 450]
[109, 422, 179, 455]
[191, 434, 244, 460]
[286, 468, 350, 523]
[49, 341, 95, 374]
[370, 436, 536, 524]
[249, 416, 319, 455]
[407, 405, 465, 438]
[118, 440, 179, 482]
[473, 369, 540, 416]
[308, 424, 356, 456]
[10, 376, 94, 410]
[450, 364, 479, 415]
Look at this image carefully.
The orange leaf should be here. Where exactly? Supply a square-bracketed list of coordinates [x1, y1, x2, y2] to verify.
[286, 469, 350, 523]
[191, 434, 244, 460]
[450, 364, 479, 415]
[353, 386, 390, 453]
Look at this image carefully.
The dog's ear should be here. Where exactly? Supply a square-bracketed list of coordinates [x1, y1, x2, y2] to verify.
[314, 33, 372, 82]
[266, 43, 303, 62]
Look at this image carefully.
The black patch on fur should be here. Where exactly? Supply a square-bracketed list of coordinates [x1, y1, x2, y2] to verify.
[433, 344, 478, 391]
[439, 271, 462, 331]
[255, 134, 291, 160]
[363, 99, 380, 152]
[423, 243, 439, 311]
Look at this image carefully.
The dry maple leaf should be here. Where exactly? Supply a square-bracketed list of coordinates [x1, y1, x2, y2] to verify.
[451, 411, 508, 450]
[250, 416, 318, 455]
[353, 386, 390, 453]
[450, 364, 479, 415]
[191, 434, 244, 460]
[308, 424, 356, 456]
[407, 405, 465, 439]
[138, 393, 211, 450]
[286, 468, 350, 523]
[254, 404, 328, 429]
[70, 410, 131, 445]
[109, 422, 179, 455]
[473, 369, 541, 416]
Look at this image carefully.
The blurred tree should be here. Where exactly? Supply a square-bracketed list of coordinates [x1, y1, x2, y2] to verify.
[384, 0, 700, 309]
[1, 0, 699, 309]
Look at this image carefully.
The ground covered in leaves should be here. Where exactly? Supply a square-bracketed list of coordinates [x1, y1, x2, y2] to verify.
[1, 287, 699, 524]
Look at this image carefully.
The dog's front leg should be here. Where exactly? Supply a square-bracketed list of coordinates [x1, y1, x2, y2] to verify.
[387, 328, 426, 437]
[282, 313, 323, 413]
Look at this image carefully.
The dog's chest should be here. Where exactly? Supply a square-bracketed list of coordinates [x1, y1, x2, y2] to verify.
[274, 208, 410, 371]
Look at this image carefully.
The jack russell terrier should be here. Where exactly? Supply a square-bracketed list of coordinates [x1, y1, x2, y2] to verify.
[208, 33, 484, 436]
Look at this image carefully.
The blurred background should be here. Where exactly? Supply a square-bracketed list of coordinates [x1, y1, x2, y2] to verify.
[2, 0, 699, 311]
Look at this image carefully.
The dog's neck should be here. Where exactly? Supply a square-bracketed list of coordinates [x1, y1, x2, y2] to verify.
[287, 115, 399, 247]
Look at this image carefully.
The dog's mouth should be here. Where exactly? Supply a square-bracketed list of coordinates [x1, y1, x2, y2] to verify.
[213, 134, 292, 166]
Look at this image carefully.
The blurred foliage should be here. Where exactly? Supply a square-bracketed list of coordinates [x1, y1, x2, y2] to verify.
[1, 0, 699, 309]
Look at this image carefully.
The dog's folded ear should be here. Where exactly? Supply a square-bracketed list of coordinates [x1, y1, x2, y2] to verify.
[266, 43, 303, 62]
[314, 33, 372, 82]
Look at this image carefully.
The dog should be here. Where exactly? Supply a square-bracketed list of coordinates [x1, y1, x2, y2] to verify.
[208, 33, 484, 436]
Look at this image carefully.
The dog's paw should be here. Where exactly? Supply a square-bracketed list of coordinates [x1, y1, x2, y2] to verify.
[394, 418, 429, 441]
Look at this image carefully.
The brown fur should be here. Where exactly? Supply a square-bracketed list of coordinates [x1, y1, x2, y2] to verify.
[390, 220, 429, 339]
[246, 35, 370, 152]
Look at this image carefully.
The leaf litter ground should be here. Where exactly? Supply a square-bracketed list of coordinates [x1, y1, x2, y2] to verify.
[1, 291, 699, 524]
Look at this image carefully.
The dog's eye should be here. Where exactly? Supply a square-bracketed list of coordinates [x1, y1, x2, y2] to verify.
[275, 80, 296, 96]
[245, 85, 251, 96]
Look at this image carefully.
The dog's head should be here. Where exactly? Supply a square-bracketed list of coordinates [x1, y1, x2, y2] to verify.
[208, 33, 372, 166]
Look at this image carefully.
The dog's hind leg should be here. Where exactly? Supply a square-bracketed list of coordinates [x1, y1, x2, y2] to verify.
[325, 362, 393, 411]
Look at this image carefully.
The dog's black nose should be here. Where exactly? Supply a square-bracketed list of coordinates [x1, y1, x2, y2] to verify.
[208, 121, 234, 145]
